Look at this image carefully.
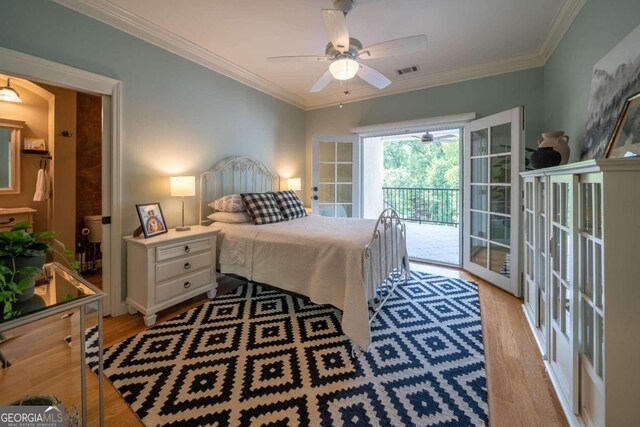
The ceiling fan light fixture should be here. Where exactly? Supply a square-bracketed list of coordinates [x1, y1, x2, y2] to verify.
[329, 58, 358, 80]
[0, 79, 22, 103]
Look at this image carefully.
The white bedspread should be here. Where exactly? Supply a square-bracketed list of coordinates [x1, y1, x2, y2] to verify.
[209, 215, 407, 350]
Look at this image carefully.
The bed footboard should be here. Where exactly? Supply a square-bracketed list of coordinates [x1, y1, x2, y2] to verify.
[357, 208, 410, 355]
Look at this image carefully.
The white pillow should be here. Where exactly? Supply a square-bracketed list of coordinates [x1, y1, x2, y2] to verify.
[207, 211, 252, 224]
[208, 194, 245, 213]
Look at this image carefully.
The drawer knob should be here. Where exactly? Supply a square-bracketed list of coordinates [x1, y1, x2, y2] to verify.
[184, 281, 191, 289]
[184, 262, 191, 270]
[184, 245, 191, 254]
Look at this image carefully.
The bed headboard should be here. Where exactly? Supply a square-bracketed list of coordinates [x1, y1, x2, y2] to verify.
[199, 156, 280, 224]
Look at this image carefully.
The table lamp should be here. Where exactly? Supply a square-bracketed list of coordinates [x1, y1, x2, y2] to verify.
[288, 178, 301, 192]
[170, 176, 195, 231]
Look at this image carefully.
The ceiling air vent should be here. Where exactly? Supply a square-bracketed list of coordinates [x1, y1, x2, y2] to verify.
[396, 65, 421, 76]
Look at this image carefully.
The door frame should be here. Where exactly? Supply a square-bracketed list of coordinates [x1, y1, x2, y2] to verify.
[311, 134, 360, 217]
[463, 106, 524, 296]
[0, 46, 124, 316]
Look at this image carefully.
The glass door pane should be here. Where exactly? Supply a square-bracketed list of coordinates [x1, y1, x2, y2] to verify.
[313, 137, 355, 217]
[463, 107, 522, 295]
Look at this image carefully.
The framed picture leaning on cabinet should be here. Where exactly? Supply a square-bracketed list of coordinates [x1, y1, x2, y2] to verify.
[605, 91, 640, 159]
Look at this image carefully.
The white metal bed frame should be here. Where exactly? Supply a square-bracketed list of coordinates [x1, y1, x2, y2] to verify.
[199, 156, 410, 355]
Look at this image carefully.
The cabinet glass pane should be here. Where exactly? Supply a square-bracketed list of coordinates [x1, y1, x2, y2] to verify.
[336, 204, 352, 218]
[336, 184, 352, 203]
[471, 158, 488, 183]
[552, 276, 561, 323]
[552, 227, 560, 273]
[471, 185, 488, 211]
[594, 184, 602, 238]
[319, 184, 335, 203]
[491, 123, 511, 154]
[319, 142, 335, 162]
[595, 243, 603, 309]
[490, 244, 510, 277]
[525, 182, 533, 209]
[336, 164, 352, 182]
[563, 283, 571, 335]
[319, 164, 335, 183]
[337, 143, 352, 162]
[470, 238, 488, 267]
[539, 293, 546, 330]
[471, 212, 488, 238]
[538, 181, 546, 214]
[560, 229, 569, 282]
[596, 314, 604, 378]
[490, 156, 511, 183]
[583, 299, 594, 365]
[560, 284, 568, 334]
[319, 204, 335, 216]
[583, 237, 593, 298]
[582, 183, 593, 234]
[490, 186, 510, 214]
[490, 215, 510, 246]
[471, 129, 488, 156]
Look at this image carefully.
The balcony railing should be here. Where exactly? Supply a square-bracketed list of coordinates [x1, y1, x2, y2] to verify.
[383, 187, 460, 226]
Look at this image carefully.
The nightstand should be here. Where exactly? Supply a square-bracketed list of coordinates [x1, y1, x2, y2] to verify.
[123, 226, 218, 326]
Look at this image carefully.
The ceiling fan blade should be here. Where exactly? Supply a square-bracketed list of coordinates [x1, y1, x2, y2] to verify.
[322, 9, 350, 53]
[267, 55, 332, 63]
[357, 63, 391, 89]
[359, 35, 428, 60]
[310, 69, 334, 93]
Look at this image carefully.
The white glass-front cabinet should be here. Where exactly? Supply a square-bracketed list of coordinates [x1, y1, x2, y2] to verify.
[521, 159, 640, 427]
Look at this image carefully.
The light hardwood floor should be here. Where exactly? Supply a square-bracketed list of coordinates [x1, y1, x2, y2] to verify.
[1, 266, 568, 426]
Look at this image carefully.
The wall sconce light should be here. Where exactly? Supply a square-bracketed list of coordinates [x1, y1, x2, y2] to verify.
[170, 176, 196, 231]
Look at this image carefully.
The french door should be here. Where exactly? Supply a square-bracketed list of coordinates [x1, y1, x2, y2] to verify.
[311, 135, 360, 217]
[463, 107, 524, 295]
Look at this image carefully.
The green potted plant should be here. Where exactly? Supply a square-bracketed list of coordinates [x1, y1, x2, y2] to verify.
[0, 221, 79, 320]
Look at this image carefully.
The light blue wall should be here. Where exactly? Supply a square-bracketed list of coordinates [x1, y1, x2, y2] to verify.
[544, 0, 640, 162]
[0, 0, 306, 233]
[306, 68, 545, 203]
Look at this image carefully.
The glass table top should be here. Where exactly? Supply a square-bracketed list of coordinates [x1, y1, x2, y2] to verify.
[1, 262, 102, 326]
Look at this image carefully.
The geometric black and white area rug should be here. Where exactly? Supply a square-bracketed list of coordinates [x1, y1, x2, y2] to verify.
[88, 271, 488, 426]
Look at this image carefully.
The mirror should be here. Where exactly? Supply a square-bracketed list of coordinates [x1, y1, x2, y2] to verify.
[0, 119, 24, 194]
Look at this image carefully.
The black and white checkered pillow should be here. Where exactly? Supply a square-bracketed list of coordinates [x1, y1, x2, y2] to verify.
[241, 192, 284, 225]
[270, 190, 307, 221]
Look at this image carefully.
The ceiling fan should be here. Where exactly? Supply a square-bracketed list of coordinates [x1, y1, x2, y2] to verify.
[266, 0, 428, 93]
[411, 132, 458, 144]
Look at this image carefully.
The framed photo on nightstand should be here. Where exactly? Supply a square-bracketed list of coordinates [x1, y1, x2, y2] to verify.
[135, 203, 168, 238]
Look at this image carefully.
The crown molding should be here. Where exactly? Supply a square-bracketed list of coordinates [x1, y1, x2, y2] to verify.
[51, 0, 307, 109]
[305, 52, 545, 110]
[539, 0, 586, 62]
[52, 0, 585, 111]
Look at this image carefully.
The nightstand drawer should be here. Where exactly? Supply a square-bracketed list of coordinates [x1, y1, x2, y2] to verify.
[155, 250, 212, 283]
[156, 268, 212, 303]
[156, 237, 211, 261]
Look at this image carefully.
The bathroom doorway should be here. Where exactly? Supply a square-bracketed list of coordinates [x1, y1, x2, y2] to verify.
[75, 93, 103, 288]
[0, 68, 118, 315]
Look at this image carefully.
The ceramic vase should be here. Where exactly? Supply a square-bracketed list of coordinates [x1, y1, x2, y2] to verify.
[538, 131, 570, 165]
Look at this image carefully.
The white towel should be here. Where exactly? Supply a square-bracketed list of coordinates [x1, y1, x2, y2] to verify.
[33, 169, 49, 201]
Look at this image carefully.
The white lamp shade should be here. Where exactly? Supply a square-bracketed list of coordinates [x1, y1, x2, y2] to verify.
[0, 85, 21, 103]
[329, 58, 359, 80]
[170, 176, 196, 197]
[288, 178, 301, 191]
